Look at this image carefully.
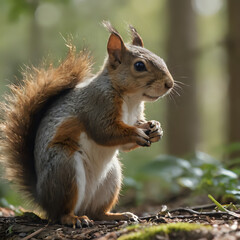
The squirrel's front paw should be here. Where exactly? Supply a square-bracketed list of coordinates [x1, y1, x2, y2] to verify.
[135, 128, 151, 147]
[139, 120, 163, 143]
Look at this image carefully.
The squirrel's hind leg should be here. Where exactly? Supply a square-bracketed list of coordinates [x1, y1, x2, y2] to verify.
[36, 148, 89, 227]
[89, 158, 139, 222]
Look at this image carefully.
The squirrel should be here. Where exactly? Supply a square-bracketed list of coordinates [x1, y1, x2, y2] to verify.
[0, 22, 174, 227]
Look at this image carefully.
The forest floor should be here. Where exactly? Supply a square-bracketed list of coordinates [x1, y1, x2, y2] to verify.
[1, 204, 240, 240]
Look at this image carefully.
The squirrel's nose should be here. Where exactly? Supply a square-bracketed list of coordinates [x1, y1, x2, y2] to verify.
[164, 79, 174, 89]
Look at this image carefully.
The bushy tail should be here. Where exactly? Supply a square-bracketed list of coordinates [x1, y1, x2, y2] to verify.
[0, 46, 92, 201]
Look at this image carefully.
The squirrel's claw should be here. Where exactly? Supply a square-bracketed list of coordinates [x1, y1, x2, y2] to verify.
[122, 212, 139, 222]
[75, 219, 82, 229]
[143, 120, 163, 143]
[81, 218, 94, 227]
[149, 129, 163, 142]
[61, 214, 93, 228]
[77, 216, 94, 228]
[135, 129, 151, 147]
[136, 120, 162, 145]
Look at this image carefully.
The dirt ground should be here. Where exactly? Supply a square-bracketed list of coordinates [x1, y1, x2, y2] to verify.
[1, 204, 240, 240]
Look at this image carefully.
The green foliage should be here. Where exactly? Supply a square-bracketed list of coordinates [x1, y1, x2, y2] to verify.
[0, 169, 25, 207]
[197, 160, 239, 200]
[123, 150, 240, 204]
[8, 0, 31, 19]
[208, 194, 240, 218]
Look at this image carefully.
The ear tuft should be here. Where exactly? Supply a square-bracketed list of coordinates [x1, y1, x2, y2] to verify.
[102, 21, 119, 36]
[103, 21, 126, 68]
[129, 25, 144, 47]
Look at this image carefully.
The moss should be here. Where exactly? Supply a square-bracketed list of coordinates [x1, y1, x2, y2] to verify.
[126, 224, 141, 231]
[119, 222, 212, 240]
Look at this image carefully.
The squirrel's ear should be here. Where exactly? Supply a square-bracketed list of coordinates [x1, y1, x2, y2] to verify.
[107, 33, 126, 67]
[129, 25, 144, 47]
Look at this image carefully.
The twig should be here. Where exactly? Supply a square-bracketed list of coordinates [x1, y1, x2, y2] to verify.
[22, 224, 48, 240]
[169, 208, 236, 216]
[171, 208, 240, 220]
[139, 215, 157, 221]
[186, 204, 216, 211]
[94, 220, 119, 226]
[140, 206, 240, 222]
[168, 204, 216, 214]
[168, 215, 202, 219]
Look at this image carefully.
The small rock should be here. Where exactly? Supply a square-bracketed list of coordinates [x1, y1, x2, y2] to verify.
[19, 232, 27, 237]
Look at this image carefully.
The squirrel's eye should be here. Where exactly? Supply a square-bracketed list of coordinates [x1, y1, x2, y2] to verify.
[134, 61, 147, 72]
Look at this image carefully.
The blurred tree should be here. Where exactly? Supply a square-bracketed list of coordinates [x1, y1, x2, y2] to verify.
[227, 0, 240, 156]
[29, 0, 42, 66]
[8, 0, 68, 67]
[6, 0, 42, 67]
[166, 0, 198, 156]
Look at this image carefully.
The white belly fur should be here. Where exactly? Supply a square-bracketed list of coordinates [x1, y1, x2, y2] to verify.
[74, 95, 143, 214]
[74, 132, 118, 214]
[121, 95, 144, 125]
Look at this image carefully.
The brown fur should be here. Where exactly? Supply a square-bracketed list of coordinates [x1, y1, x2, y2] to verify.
[0, 46, 92, 201]
[61, 212, 79, 226]
[62, 180, 79, 216]
[49, 117, 84, 156]
[79, 91, 139, 147]
[103, 186, 121, 214]
[99, 93, 139, 146]
[129, 25, 144, 47]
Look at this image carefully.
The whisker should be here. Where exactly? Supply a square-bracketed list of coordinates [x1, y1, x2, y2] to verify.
[174, 80, 189, 87]
[171, 88, 181, 97]
[168, 91, 173, 101]
[174, 80, 184, 84]
[168, 91, 177, 106]
[174, 83, 183, 90]
[174, 86, 182, 92]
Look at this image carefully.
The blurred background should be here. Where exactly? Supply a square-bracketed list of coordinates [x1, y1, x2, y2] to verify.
[0, 0, 240, 212]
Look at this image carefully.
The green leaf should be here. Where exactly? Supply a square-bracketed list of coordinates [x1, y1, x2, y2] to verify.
[208, 194, 227, 211]
[141, 155, 191, 179]
[226, 190, 240, 195]
[177, 177, 199, 189]
[191, 151, 219, 166]
[123, 177, 142, 190]
[217, 168, 238, 179]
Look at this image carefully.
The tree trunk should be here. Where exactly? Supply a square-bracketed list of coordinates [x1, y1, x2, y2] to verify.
[29, 0, 42, 66]
[227, 0, 240, 154]
[166, 0, 198, 156]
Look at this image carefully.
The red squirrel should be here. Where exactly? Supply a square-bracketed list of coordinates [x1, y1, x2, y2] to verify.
[0, 22, 174, 227]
